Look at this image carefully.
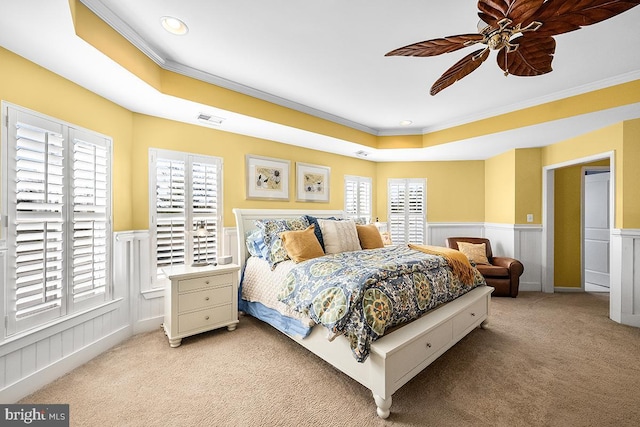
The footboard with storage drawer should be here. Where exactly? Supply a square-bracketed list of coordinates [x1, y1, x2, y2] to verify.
[233, 208, 494, 418]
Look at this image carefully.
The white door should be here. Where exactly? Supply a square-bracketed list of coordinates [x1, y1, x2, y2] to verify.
[583, 171, 610, 290]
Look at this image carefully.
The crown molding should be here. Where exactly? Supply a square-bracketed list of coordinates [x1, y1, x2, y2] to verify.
[421, 70, 640, 134]
[80, 0, 379, 136]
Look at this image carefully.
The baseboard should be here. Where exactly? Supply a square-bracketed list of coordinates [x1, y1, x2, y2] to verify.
[553, 287, 583, 293]
[134, 316, 164, 335]
[0, 325, 131, 403]
[620, 313, 640, 328]
[520, 282, 542, 292]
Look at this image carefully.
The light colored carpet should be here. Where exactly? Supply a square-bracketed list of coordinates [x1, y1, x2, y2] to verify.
[20, 291, 640, 427]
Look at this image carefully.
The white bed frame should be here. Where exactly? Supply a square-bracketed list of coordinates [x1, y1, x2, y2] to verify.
[233, 208, 493, 418]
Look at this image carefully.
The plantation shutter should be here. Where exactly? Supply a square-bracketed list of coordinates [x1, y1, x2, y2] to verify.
[5, 106, 113, 335]
[191, 157, 219, 265]
[344, 176, 372, 223]
[154, 157, 187, 275]
[388, 179, 425, 244]
[150, 149, 223, 286]
[70, 130, 110, 306]
[11, 119, 66, 330]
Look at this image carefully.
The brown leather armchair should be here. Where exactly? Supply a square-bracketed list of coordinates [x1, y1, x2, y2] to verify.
[445, 237, 524, 298]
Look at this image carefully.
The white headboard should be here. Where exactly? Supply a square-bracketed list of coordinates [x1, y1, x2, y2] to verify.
[232, 208, 347, 269]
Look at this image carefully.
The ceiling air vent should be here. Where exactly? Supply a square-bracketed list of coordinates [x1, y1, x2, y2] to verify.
[197, 113, 225, 126]
[355, 150, 369, 158]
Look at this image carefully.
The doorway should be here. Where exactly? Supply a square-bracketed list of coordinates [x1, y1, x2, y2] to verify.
[542, 151, 615, 295]
[583, 168, 611, 293]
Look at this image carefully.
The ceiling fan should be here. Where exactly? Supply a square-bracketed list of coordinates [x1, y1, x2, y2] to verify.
[385, 0, 640, 95]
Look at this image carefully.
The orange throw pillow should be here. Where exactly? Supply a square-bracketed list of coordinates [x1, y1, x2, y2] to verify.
[281, 224, 325, 262]
[356, 224, 384, 249]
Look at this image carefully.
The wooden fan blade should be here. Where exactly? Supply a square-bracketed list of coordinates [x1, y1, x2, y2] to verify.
[478, 0, 545, 27]
[526, 0, 640, 37]
[497, 35, 556, 76]
[385, 34, 485, 57]
[430, 48, 490, 95]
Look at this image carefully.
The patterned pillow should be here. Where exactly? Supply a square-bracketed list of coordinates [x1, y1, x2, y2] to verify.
[245, 229, 268, 259]
[457, 242, 490, 265]
[255, 216, 310, 269]
[317, 219, 362, 254]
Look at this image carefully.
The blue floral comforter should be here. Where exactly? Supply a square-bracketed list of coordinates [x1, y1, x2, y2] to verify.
[277, 245, 486, 362]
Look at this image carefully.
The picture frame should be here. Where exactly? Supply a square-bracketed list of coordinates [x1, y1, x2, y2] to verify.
[245, 155, 290, 200]
[296, 162, 330, 202]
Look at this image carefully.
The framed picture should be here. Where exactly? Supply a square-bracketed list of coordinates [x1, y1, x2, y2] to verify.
[245, 155, 290, 200]
[296, 162, 330, 202]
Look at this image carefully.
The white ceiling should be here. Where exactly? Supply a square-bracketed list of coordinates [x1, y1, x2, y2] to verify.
[1, 0, 640, 161]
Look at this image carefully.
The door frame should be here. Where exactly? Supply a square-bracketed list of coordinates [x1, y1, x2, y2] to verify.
[581, 166, 611, 291]
[542, 151, 615, 293]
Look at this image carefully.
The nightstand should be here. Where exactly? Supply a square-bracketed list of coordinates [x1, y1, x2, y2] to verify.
[162, 263, 240, 348]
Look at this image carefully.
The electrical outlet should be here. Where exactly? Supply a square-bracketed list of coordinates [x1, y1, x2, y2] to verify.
[526, 214, 534, 223]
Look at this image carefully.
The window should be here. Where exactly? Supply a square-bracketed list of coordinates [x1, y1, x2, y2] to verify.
[388, 178, 426, 244]
[149, 149, 222, 286]
[3, 105, 112, 336]
[344, 175, 372, 223]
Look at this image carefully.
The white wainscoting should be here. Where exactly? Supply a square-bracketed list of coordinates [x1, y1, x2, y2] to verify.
[426, 222, 485, 247]
[428, 222, 543, 292]
[485, 223, 543, 292]
[610, 229, 640, 327]
[0, 232, 130, 402]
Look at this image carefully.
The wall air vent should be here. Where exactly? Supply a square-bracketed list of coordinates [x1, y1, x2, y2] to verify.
[197, 113, 225, 126]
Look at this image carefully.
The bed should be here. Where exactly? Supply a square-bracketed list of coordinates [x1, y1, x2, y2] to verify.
[233, 208, 493, 418]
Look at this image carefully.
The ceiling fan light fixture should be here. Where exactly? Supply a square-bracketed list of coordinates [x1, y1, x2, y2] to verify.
[477, 19, 491, 34]
[161, 16, 189, 35]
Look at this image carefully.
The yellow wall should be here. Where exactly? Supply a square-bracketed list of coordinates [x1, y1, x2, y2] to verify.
[622, 119, 640, 228]
[515, 148, 542, 225]
[485, 150, 516, 224]
[0, 47, 134, 231]
[553, 160, 610, 287]
[130, 114, 377, 228]
[375, 162, 485, 223]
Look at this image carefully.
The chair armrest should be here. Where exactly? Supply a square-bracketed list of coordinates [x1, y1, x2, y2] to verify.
[492, 257, 524, 277]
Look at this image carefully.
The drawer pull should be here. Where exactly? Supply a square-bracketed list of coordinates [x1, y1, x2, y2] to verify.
[205, 280, 210, 285]
[205, 297, 210, 301]
[205, 316, 210, 320]
[470, 312, 476, 317]
[426, 342, 432, 349]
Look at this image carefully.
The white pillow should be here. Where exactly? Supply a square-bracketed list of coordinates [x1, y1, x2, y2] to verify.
[317, 219, 362, 254]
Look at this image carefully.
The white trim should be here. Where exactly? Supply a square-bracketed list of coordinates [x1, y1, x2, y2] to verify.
[542, 151, 617, 308]
[612, 229, 640, 238]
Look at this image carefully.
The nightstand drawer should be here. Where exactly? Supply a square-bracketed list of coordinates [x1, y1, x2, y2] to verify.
[178, 304, 232, 334]
[178, 285, 233, 313]
[178, 273, 233, 293]
[452, 297, 487, 337]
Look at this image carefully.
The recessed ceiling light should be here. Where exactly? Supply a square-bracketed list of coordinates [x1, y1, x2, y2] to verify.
[161, 16, 189, 35]
[399, 120, 413, 126]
